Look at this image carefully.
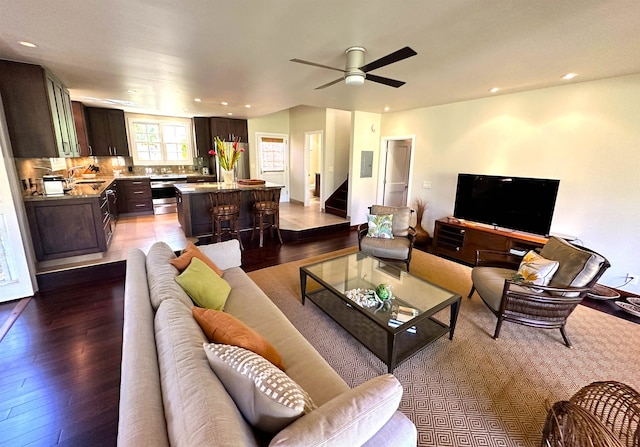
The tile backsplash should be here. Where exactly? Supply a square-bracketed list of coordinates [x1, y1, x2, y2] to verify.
[13, 156, 208, 188]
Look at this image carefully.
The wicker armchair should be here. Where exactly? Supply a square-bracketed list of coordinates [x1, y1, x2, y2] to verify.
[357, 205, 416, 271]
[542, 381, 640, 447]
[467, 237, 610, 347]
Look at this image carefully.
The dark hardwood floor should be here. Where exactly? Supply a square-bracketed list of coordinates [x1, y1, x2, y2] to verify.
[0, 229, 358, 447]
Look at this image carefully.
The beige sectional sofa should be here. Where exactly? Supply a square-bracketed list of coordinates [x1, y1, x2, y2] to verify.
[117, 239, 417, 446]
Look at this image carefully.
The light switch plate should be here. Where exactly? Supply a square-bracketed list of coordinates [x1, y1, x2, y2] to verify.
[422, 180, 432, 189]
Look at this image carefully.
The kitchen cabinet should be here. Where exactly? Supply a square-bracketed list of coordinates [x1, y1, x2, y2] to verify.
[72, 101, 93, 156]
[117, 178, 153, 215]
[25, 197, 107, 261]
[0, 59, 79, 158]
[210, 117, 248, 143]
[86, 107, 130, 156]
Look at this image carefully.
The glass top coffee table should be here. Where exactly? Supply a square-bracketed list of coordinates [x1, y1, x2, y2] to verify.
[300, 252, 461, 373]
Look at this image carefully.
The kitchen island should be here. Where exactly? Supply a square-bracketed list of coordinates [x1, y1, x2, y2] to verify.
[175, 181, 283, 238]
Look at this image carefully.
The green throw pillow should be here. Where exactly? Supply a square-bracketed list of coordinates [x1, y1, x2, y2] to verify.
[366, 214, 394, 239]
[175, 257, 231, 310]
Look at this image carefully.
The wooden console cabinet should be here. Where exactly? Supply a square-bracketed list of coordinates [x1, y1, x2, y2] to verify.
[432, 218, 547, 265]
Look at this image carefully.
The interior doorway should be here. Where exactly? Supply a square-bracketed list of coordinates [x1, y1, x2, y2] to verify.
[379, 137, 414, 207]
[304, 131, 323, 207]
[256, 133, 289, 202]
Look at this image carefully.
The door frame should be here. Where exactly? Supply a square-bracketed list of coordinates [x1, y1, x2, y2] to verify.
[304, 130, 323, 207]
[377, 135, 416, 207]
[256, 132, 290, 202]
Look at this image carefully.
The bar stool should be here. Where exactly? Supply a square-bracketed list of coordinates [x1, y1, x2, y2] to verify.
[209, 191, 244, 250]
[251, 188, 283, 248]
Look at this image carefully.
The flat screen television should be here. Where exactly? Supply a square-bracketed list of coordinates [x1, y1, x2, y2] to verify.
[453, 173, 560, 236]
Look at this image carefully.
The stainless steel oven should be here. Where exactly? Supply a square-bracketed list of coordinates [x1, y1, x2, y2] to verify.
[150, 175, 187, 214]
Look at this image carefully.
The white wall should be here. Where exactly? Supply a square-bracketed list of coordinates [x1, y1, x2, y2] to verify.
[247, 109, 290, 178]
[289, 106, 326, 203]
[349, 111, 382, 226]
[381, 74, 640, 293]
[324, 109, 351, 205]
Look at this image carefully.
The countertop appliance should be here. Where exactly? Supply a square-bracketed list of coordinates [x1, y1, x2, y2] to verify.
[149, 174, 187, 214]
[43, 175, 65, 196]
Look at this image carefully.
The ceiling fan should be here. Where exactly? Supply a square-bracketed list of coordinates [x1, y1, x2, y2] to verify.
[290, 46, 417, 90]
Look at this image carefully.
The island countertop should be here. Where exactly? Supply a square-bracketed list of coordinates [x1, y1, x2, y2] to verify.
[174, 181, 283, 194]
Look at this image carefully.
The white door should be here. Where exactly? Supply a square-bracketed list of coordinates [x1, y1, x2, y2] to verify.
[0, 97, 36, 302]
[256, 133, 289, 202]
[382, 139, 412, 206]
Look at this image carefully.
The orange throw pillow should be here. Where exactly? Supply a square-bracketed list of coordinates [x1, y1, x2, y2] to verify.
[193, 307, 285, 370]
[171, 242, 223, 276]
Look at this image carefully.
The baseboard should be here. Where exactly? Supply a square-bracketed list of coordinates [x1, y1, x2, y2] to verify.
[36, 261, 126, 293]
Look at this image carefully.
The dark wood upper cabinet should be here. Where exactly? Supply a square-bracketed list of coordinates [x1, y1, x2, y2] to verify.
[193, 117, 213, 158]
[210, 117, 248, 143]
[72, 101, 92, 156]
[86, 107, 130, 156]
[0, 59, 79, 158]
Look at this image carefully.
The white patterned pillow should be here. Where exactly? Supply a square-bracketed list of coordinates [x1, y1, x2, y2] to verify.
[203, 343, 317, 433]
[366, 214, 394, 239]
[516, 251, 560, 291]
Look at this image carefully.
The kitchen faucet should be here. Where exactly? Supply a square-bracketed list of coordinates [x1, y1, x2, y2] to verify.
[68, 165, 86, 178]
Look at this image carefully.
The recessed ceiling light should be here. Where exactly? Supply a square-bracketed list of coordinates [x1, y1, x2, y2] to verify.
[194, 98, 201, 102]
[384, 106, 390, 112]
[562, 73, 578, 80]
[227, 112, 233, 116]
[126, 89, 136, 93]
[18, 41, 37, 48]
[244, 104, 251, 108]
[221, 101, 228, 106]
[489, 87, 500, 93]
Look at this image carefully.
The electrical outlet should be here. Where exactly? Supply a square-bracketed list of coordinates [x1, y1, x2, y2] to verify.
[627, 274, 639, 285]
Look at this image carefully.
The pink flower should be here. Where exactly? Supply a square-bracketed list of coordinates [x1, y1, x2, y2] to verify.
[208, 150, 216, 156]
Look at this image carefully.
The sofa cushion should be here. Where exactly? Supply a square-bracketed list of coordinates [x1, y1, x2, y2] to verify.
[360, 236, 411, 260]
[370, 205, 411, 237]
[203, 344, 316, 434]
[472, 266, 539, 312]
[516, 250, 559, 291]
[193, 307, 285, 370]
[176, 257, 230, 310]
[171, 241, 223, 276]
[365, 214, 394, 239]
[269, 374, 403, 447]
[199, 239, 243, 270]
[146, 241, 193, 311]
[154, 299, 258, 446]
[540, 237, 605, 296]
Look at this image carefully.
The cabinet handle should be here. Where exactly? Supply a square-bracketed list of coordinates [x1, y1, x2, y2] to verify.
[135, 204, 146, 208]
[89, 145, 93, 156]
[133, 191, 144, 194]
[113, 147, 117, 155]
[132, 181, 142, 185]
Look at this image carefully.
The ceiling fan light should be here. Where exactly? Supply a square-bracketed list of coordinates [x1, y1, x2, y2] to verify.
[345, 73, 365, 86]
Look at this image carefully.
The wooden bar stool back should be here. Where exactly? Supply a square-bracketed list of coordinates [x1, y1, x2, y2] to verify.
[209, 191, 243, 250]
[251, 188, 283, 247]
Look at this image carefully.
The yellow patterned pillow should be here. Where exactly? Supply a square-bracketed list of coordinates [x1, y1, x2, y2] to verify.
[516, 251, 560, 291]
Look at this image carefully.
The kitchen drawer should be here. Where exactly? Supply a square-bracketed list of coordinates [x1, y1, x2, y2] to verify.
[126, 199, 153, 213]
[125, 186, 152, 200]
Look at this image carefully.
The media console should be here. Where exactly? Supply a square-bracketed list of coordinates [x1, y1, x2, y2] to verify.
[432, 217, 548, 265]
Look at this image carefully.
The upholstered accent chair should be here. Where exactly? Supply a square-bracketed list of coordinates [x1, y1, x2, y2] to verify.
[467, 236, 610, 347]
[358, 205, 416, 271]
[542, 381, 640, 447]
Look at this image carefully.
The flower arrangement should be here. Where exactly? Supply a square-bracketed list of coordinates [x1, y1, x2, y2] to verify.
[209, 136, 244, 171]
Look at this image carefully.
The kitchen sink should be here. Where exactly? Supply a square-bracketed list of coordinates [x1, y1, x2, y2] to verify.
[74, 179, 106, 184]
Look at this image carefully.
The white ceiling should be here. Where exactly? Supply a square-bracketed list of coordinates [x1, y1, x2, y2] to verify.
[2, 0, 640, 119]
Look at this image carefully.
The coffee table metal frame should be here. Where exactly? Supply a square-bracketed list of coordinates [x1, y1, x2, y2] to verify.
[300, 252, 461, 373]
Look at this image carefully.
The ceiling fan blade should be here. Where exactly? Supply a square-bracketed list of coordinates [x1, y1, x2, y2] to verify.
[290, 59, 346, 73]
[359, 46, 417, 73]
[315, 78, 344, 90]
[365, 73, 405, 88]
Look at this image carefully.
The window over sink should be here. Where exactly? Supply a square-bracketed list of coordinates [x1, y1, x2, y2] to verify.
[126, 113, 195, 166]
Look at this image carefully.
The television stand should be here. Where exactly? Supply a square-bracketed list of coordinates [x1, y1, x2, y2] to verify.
[432, 217, 548, 265]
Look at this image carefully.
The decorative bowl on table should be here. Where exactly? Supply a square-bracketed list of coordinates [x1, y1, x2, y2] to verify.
[614, 300, 640, 317]
[587, 284, 621, 300]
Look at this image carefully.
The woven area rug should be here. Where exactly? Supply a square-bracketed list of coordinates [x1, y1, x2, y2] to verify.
[248, 247, 640, 447]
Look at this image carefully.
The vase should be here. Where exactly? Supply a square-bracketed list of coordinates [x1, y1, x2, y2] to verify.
[222, 169, 235, 185]
[415, 216, 430, 246]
